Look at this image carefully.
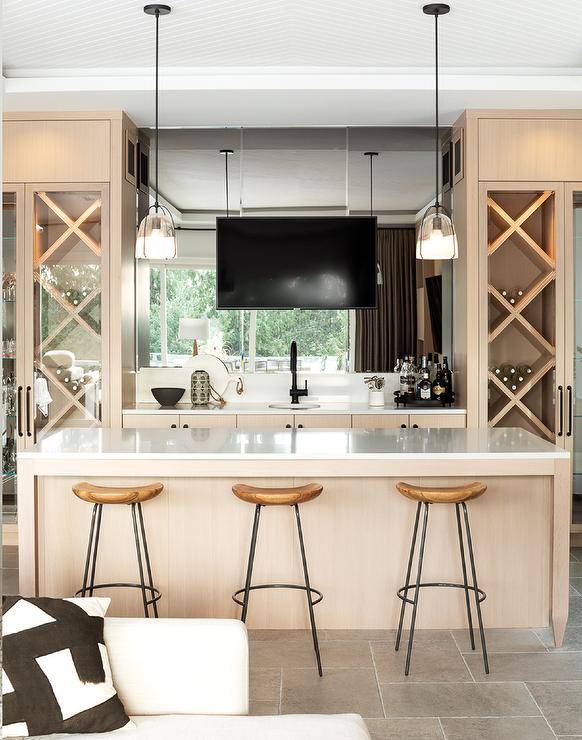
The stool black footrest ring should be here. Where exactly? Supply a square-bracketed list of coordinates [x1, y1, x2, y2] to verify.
[397, 582, 486, 606]
[75, 583, 162, 606]
[232, 583, 323, 608]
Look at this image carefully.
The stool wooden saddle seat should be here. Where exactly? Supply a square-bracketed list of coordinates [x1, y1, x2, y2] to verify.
[395, 480, 489, 677]
[73, 481, 164, 618]
[232, 483, 324, 676]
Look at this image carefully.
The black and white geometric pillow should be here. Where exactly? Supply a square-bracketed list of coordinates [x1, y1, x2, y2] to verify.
[2, 596, 132, 738]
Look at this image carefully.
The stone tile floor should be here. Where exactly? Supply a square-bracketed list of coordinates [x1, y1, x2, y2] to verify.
[4, 546, 582, 739]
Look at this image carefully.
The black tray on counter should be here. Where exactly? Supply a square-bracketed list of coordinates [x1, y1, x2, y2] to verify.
[393, 390, 455, 408]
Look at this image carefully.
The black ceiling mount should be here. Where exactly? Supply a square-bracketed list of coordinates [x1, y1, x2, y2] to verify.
[144, 4, 172, 15]
[422, 3, 450, 15]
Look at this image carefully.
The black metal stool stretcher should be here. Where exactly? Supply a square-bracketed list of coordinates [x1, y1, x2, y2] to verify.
[232, 482, 324, 676]
[395, 480, 489, 676]
[73, 481, 163, 618]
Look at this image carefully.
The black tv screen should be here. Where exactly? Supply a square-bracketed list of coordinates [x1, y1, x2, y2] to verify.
[216, 216, 377, 309]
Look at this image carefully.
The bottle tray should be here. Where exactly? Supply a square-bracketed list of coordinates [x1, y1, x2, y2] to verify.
[393, 390, 455, 408]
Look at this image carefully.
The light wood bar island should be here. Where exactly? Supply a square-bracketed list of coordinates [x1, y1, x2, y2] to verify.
[18, 426, 570, 646]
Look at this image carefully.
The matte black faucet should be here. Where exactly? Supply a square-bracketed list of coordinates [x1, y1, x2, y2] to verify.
[289, 340, 308, 405]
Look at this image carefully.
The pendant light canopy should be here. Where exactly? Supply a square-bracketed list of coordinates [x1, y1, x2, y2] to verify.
[417, 3, 458, 261]
[136, 4, 176, 260]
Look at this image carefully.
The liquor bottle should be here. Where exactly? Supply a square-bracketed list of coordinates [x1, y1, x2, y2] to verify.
[431, 363, 447, 400]
[427, 352, 434, 379]
[417, 370, 432, 401]
[442, 356, 453, 400]
[399, 357, 410, 395]
[407, 356, 417, 396]
[393, 357, 402, 373]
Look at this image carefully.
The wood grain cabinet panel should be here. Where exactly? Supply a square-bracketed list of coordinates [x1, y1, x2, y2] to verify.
[236, 414, 294, 428]
[122, 414, 179, 429]
[411, 414, 466, 429]
[179, 415, 236, 429]
[294, 414, 352, 428]
[4, 120, 110, 182]
[351, 414, 409, 429]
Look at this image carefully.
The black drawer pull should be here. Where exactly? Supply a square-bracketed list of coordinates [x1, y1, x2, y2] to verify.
[26, 386, 32, 437]
[412, 424, 418, 429]
[17, 385, 23, 437]
[297, 423, 303, 428]
[567, 385, 573, 437]
[400, 423, 407, 428]
[170, 423, 177, 428]
[557, 385, 563, 437]
[183, 423, 189, 428]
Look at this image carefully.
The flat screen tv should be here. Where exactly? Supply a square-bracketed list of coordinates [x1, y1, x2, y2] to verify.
[216, 216, 377, 309]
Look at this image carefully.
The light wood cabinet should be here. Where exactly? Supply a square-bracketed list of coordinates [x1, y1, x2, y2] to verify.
[179, 415, 236, 429]
[236, 414, 293, 428]
[412, 414, 466, 429]
[294, 414, 351, 428]
[351, 414, 409, 429]
[123, 414, 180, 429]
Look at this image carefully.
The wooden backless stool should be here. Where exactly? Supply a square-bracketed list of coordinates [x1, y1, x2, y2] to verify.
[395, 481, 489, 676]
[73, 482, 163, 618]
[232, 483, 324, 676]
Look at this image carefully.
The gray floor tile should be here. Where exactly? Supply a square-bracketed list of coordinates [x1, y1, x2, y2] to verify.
[381, 682, 540, 718]
[251, 638, 373, 669]
[365, 717, 444, 739]
[465, 652, 582, 681]
[372, 633, 472, 683]
[569, 592, 582, 626]
[248, 629, 313, 642]
[249, 700, 280, 716]
[571, 562, 582, 577]
[2, 569, 19, 595]
[250, 669, 281, 702]
[324, 629, 394, 641]
[452, 628, 546, 653]
[571, 579, 582, 597]
[536, 626, 582, 651]
[282, 667, 383, 718]
[440, 717, 555, 740]
[572, 548, 582, 561]
[527, 681, 582, 736]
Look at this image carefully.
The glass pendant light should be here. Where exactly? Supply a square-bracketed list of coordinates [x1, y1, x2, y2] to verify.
[417, 3, 458, 261]
[136, 4, 176, 260]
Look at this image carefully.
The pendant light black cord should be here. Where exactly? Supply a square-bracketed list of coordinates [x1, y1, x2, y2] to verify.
[364, 151, 378, 216]
[154, 8, 160, 212]
[434, 11, 439, 212]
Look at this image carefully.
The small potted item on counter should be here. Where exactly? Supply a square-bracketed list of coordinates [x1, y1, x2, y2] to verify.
[364, 375, 385, 407]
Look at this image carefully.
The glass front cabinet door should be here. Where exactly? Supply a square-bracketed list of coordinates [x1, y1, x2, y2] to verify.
[26, 185, 109, 442]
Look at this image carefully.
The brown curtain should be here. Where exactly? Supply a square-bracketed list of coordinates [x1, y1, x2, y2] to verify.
[354, 227, 417, 372]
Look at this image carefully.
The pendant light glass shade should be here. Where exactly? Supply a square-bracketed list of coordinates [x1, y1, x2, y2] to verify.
[136, 206, 176, 260]
[416, 204, 458, 260]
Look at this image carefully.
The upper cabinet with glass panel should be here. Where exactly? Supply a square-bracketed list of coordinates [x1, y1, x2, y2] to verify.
[138, 127, 452, 372]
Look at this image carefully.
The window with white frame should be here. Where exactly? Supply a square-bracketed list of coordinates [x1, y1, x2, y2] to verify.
[149, 264, 349, 372]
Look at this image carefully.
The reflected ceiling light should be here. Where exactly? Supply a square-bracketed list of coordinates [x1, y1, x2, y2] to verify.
[364, 151, 383, 286]
[416, 4, 458, 261]
[136, 4, 177, 260]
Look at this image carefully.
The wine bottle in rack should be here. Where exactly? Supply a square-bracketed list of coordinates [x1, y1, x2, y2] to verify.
[516, 364, 532, 380]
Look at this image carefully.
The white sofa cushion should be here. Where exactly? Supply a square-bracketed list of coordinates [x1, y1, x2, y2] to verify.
[46, 713, 371, 739]
[103, 619, 248, 716]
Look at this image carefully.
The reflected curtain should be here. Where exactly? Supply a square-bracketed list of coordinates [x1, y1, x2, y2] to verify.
[354, 227, 416, 372]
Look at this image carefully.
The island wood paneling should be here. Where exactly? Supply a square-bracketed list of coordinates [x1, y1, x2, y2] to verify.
[36, 474, 550, 630]
[351, 414, 409, 429]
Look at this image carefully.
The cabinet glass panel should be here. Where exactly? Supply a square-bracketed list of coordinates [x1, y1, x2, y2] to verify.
[573, 197, 582, 524]
[2, 192, 18, 522]
[33, 191, 103, 439]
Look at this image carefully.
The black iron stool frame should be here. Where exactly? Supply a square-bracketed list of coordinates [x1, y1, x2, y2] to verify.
[75, 501, 161, 618]
[395, 500, 489, 676]
[232, 503, 324, 676]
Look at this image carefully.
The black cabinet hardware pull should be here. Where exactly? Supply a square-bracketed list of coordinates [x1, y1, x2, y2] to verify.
[26, 386, 32, 437]
[557, 385, 563, 437]
[183, 423, 189, 428]
[170, 423, 177, 428]
[17, 386, 23, 438]
[285, 424, 291, 428]
[400, 423, 407, 428]
[567, 385, 573, 437]
[297, 423, 303, 428]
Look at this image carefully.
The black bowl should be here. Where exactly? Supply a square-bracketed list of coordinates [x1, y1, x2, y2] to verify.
[151, 387, 185, 408]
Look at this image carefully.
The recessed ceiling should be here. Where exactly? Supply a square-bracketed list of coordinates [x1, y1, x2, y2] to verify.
[4, 0, 582, 126]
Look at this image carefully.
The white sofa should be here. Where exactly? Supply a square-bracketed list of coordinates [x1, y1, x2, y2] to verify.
[55, 618, 371, 739]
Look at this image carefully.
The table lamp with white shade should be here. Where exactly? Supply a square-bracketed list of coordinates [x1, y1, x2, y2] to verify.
[179, 318, 209, 359]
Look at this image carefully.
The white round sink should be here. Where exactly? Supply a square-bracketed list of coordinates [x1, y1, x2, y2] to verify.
[268, 403, 321, 410]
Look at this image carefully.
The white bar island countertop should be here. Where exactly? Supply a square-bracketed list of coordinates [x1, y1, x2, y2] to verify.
[18, 427, 569, 645]
[122, 402, 467, 416]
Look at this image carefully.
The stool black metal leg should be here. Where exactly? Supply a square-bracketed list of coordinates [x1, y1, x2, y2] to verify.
[396, 501, 422, 652]
[404, 502, 430, 677]
[81, 504, 98, 595]
[455, 503, 475, 650]
[88, 504, 103, 597]
[294, 504, 323, 677]
[461, 502, 489, 674]
[137, 502, 159, 617]
[131, 503, 150, 618]
[241, 504, 262, 623]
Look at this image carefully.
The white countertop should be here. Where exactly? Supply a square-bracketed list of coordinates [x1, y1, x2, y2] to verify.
[21, 427, 568, 461]
[122, 402, 466, 416]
